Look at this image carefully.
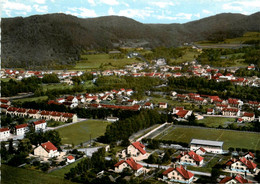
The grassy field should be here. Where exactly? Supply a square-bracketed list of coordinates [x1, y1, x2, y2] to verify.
[57, 120, 111, 145]
[42, 83, 74, 91]
[169, 48, 199, 65]
[12, 96, 48, 103]
[1, 164, 75, 184]
[74, 53, 139, 70]
[50, 159, 82, 178]
[155, 126, 260, 150]
[197, 117, 236, 128]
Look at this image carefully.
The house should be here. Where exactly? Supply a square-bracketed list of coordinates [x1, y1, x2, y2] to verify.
[222, 108, 240, 117]
[34, 141, 60, 158]
[244, 152, 255, 161]
[195, 147, 207, 155]
[27, 109, 40, 119]
[225, 157, 257, 174]
[172, 107, 192, 120]
[114, 157, 144, 176]
[242, 112, 255, 122]
[33, 120, 47, 131]
[6, 107, 18, 116]
[66, 96, 78, 104]
[176, 151, 204, 166]
[0, 99, 11, 105]
[15, 123, 29, 136]
[16, 108, 28, 117]
[0, 128, 10, 139]
[162, 165, 194, 184]
[207, 108, 215, 115]
[61, 113, 77, 122]
[125, 89, 134, 96]
[190, 139, 223, 154]
[107, 117, 119, 122]
[143, 102, 153, 109]
[127, 141, 149, 161]
[158, 102, 168, 109]
[219, 174, 252, 183]
[67, 155, 75, 163]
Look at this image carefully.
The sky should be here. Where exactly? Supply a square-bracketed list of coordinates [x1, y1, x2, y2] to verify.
[1, 0, 259, 23]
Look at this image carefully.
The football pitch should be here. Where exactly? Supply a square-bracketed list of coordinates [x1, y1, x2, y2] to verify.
[155, 126, 260, 150]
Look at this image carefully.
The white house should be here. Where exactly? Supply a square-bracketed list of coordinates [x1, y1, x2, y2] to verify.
[0, 128, 10, 139]
[15, 123, 29, 136]
[114, 157, 144, 176]
[67, 155, 75, 163]
[162, 165, 194, 184]
[242, 112, 255, 122]
[34, 141, 60, 158]
[158, 102, 168, 109]
[190, 139, 223, 154]
[219, 174, 252, 184]
[176, 151, 204, 167]
[195, 147, 207, 155]
[33, 120, 47, 131]
[225, 157, 257, 174]
[127, 141, 149, 161]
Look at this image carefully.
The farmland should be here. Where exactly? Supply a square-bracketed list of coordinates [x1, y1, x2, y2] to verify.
[1, 164, 75, 184]
[155, 126, 260, 150]
[74, 53, 139, 70]
[57, 120, 111, 145]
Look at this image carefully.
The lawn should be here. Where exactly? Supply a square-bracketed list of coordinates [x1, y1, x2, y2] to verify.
[74, 53, 139, 70]
[197, 117, 236, 128]
[50, 159, 82, 178]
[1, 164, 75, 184]
[57, 120, 111, 145]
[169, 48, 199, 65]
[42, 83, 74, 91]
[155, 126, 260, 150]
[12, 96, 48, 103]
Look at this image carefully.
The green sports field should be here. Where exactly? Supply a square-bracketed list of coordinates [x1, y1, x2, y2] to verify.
[1, 164, 75, 184]
[57, 120, 111, 145]
[155, 126, 260, 150]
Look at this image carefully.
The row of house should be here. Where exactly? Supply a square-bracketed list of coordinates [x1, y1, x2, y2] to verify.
[3, 106, 78, 123]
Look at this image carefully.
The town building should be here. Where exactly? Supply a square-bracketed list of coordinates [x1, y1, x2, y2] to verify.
[162, 165, 194, 184]
[190, 139, 224, 154]
[67, 155, 75, 163]
[127, 141, 149, 161]
[176, 151, 204, 167]
[225, 157, 257, 174]
[0, 128, 10, 139]
[34, 141, 59, 158]
[114, 157, 144, 176]
[33, 120, 47, 131]
[219, 174, 252, 183]
[15, 123, 29, 136]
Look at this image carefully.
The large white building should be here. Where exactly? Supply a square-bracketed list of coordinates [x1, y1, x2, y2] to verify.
[0, 128, 10, 139]
[15, 123, 29, 136]
[190, 139, 224, 154]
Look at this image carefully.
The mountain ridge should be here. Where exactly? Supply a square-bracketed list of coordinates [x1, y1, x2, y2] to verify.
[1, 12, 260, 68]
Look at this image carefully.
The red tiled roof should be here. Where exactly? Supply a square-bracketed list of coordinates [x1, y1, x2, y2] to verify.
[223, 108, 238, 112]
[240, 157, 257, 169]
[220, 174, 252, 184]
[16, 108, 27, 113]
[0, 127, 9, 132]
[246, 152, 255, 158]
[33, 120, 46, 125]
[50, 111, 63, 117]
[7, 107, 18, 112]
[27, 109, 39, 114]
[15, 123, 28, 129]
[162, 168, 175, 175]
[1, 104, 9, 109]
[225, 158, 236, 166]
[188, 151, 204, 162]
[199, 147, 206, 153]
[131, 142, 146, 155]
[176, 110, 189, 118]
[207, 108, 213, 112]
[243, 112, 254, 117]
[41, 141, 57, 153]
[228, 98, 239, 104]
[0, 99, 9, 103]
[114, 158, 143, 171]
[67, 155, 74, 160]
[41, 111, 51, 115]
[62, 113, 74, 118]
[163, 166, 194, 180]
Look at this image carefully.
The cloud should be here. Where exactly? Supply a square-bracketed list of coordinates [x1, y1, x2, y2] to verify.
[156, 15, 177, 20]
[202, 9, 211, 14]
[67, 7, 97, 17]
[149, 1, 175, 8]
[118, 9, 154, 19]
[87, 0, 96, 6]
[108, 7, 115, 15]
[194, 13, 200, 18]
[176, 13, 193, 20]
[33, 0, 46, 4]
[99, 0, 119, 6]
[3, 1, 32, 16]
[222, 3, 243, 11]
[33, 4, 48, 13]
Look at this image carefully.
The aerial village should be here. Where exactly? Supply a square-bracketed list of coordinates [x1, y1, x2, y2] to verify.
[1, 44, 260, 184]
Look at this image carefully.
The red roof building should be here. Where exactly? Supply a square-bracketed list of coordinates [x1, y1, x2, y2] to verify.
[114, 157, 143, 171]
[163, 165, 194, 181]
[41, 141, 58, 153]
[220, 174, 252, 183]
[131, 142, 146, 155]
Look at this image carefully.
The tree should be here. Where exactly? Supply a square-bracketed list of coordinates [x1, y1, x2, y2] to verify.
[8, 139, 15, 154]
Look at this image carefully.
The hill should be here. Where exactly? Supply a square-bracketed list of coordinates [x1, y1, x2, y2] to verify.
[1, 12, 260, 68]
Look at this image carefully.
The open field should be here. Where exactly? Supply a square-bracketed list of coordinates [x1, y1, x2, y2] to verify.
[197, 117, 236, 128]
[57, 120, 110, 145]
[169, 48, 199, 65]
[1, 164, 75, 184]
[42, 83, 74, 91]
[74, 53, 139, 70]
[155, 126, 260, 150]
[12, 96, 48, 103]
[50, 159, 82, 178]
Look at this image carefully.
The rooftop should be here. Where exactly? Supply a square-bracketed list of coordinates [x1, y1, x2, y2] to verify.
[190, 139, 224, 147]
